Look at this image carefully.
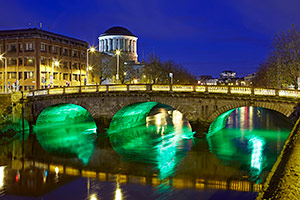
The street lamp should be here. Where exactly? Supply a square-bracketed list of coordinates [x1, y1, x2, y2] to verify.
[51, 58, 59, 88]
[86, 47, 95, 85]
[115, 49, 120, 84]
[0, 54, 7, 93]
[169, 72, 173, 84]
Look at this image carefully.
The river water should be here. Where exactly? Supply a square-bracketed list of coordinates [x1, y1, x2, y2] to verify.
[0, 104, 293, 200]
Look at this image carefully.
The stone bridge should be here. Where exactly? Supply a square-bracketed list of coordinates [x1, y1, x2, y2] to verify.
[20, 84, 300, 132]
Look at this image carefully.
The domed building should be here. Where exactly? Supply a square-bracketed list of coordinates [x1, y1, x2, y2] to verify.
[98, 26, 138, 62]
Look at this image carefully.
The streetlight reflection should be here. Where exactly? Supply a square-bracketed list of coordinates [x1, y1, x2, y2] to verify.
[0, 166, 6, 190]
[90, 193, 98, 200]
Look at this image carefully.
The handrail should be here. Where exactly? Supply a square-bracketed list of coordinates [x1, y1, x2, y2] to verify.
[22, 84, 300, 99]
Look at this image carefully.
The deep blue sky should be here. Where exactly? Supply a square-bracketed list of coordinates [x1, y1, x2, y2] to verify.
[0, 0, 299, 77]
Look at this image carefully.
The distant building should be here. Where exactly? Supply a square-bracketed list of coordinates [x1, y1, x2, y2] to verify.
[243, 73, 256, 86]
[0, 28, 89, 92]
[98, 26, 138, 63]
[98, 26, 143, 84]
[198, 75, 219, 85]
[220, 70, 236, 79]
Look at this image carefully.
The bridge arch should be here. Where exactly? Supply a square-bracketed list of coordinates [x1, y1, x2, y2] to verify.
[108, 99, 190, 123]
[207, 103, 292, 137]
[208, 101, 292, 123]
[35, 103, 97, 133]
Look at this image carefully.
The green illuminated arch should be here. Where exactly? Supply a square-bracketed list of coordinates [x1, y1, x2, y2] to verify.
[207, 109, 235, 137]
[108, 102, 194, 180]
[35, 103, 97, 165]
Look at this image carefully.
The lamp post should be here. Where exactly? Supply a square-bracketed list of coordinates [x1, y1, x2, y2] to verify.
[51, 58, 59, 88]
[0, 54, 7, 93]
[115, 49, 120, 84]
[86, 47, 95, 85]
[169, 72, 173, 84]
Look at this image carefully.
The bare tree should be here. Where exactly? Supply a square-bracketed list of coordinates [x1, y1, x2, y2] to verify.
[254, 25, 300, 88]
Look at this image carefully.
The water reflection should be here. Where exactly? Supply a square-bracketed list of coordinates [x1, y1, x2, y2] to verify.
[0, 118, 29, 144]
[208, 107, 292, 180]
[35, 104, 97, 165]
[108, 102, 194, 182]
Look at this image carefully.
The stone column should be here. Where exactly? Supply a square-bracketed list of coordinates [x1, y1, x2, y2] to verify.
[118, 38, 121, 50]
[133, 40, 136, 53]
[124, 39, 127, 52]
[100, 40, 103, 52]
[123, 39, 125, 51]
[108, 38, 112, 51]
[112, 38, 116, 51]
[103, 39, 106, 52]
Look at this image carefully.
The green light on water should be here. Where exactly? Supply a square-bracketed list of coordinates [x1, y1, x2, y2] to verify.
[35, 104, 97, 165]
[108, 102, 194, 181]
[248, 136, 265, 175]
[109, 102, 159, 133]
[207, 109, 235, 137]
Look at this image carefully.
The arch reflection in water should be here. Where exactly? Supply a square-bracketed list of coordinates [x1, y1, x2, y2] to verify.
[207, 107, 291, 180]
[35, 104, 97, 165]
[108, 102, 194, 180]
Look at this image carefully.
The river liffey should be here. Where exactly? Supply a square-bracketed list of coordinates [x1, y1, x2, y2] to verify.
[0, 105, 293, 200]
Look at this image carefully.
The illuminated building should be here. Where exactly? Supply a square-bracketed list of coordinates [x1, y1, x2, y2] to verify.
[0, 28, 91, 92]
[98, 26, 144, 84]
[98, 26, 138, 63]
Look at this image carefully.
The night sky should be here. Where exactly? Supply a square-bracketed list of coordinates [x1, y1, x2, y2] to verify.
[0, 0, 299, 78]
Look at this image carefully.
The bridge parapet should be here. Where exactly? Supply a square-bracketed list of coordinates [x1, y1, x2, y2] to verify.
[22, 84, 300, 99]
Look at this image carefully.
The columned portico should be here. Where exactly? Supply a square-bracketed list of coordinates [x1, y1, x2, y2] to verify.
[98, 26, 138, 62]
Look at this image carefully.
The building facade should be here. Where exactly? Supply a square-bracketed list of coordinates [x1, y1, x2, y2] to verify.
[98, 26, 138, 63]
[0, 28, 89, 92]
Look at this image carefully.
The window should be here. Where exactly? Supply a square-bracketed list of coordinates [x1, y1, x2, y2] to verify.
[41, 57, 46, 65]
[54, 72, 59, 80]
[25, 43, 34, 51]
[24, 85, 34, 91]
[73, 74, 79, 81]
[63, 61, 68, 69]
[24, 71, 34, 80]
[18, 43, 23, 52]
[8, 72, 16, 79]
[52, 46, 58, 54]
[25, 57, 34, 66]
[63, 73, 68, 80]
[0, 45, 2, 53]
[72, 50, 77, 57]
[72, 63, 78, 69]
[7, 58, 17, 65]
[18, 72, 23, 80]
[7, 44, 17, 52]
[18, 58, 23, 66]
[0, 72, 2, 79]
[63, 48, 68, 56]
[41, 43, 46, 52]
[8, 58, 17, 66]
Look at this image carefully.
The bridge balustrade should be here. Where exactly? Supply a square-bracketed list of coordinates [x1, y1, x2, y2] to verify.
[65, 87, 80, 94]
[98, 85, 107, 92]
[254, 88, 276, 96]
[172, 85, 194, 92]
[21, 84, 300, 100]
[279, 90, 300, 98]
[108, 85, 127, 91]
[81, 86, 97, 93]
[195, 86, 206, 92]
[208, 86, 228, 93]
[152, 85, 170, 91]
[230, 87, 252, 95]
[129, 85, 147, 91]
